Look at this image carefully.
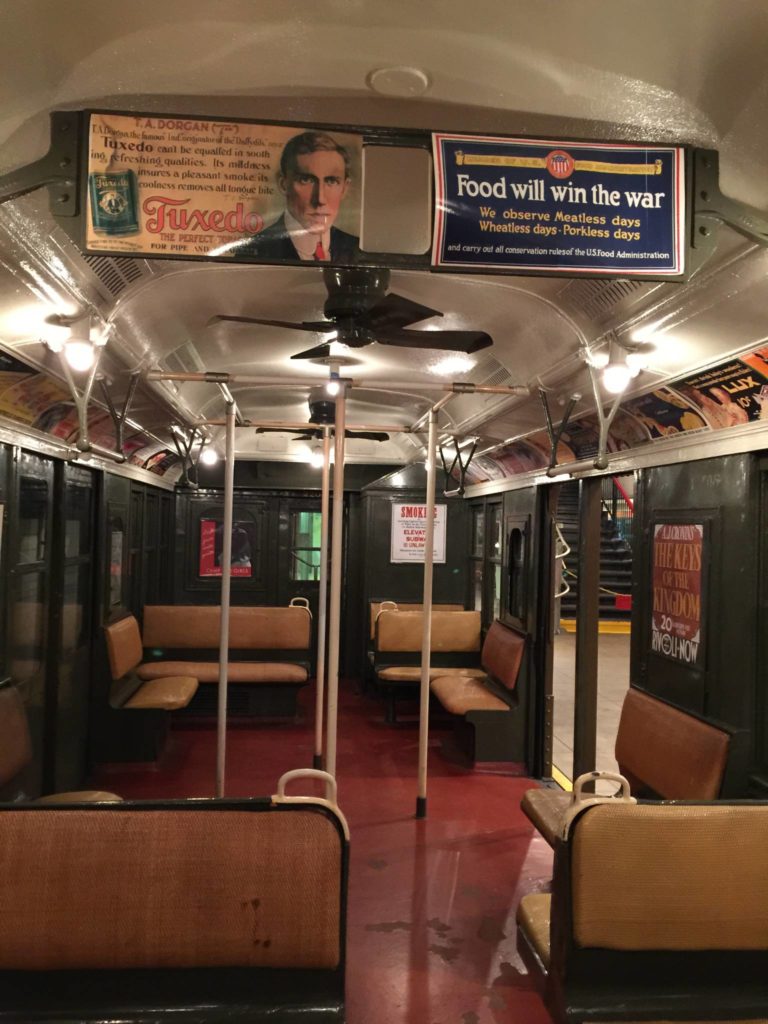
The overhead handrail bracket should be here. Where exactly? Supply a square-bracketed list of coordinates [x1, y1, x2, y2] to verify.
[439, 437, 477, 497]
[540, 387, 579, 470]
[99, 371, 140, 459]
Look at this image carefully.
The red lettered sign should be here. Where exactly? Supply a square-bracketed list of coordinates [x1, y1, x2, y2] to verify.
[651, 523, 704, 666]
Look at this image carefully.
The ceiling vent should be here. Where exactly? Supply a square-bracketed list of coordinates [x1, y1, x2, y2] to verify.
[559, 278, 652, 324]
[82, 255, 149, 299]
[161, 341, 207, 375]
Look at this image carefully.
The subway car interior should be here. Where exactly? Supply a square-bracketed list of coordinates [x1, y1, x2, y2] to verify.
[1, 2, 768, 1021]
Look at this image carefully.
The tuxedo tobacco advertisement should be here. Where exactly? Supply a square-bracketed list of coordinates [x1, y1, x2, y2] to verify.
[86, 112, 362, 264]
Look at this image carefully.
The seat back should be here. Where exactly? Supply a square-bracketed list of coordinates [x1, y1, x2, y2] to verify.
[0, 801, 345, 971]
[481, 621, 525, 691]
[369, 601, 464, 639]
[374, 609, 481, 653]
[104, 615, 143, 680]
[143, 605, 311, 651]
[0, 685, 32, 788]
[569, 801, 768, 951]
[615, 687, 730, 799]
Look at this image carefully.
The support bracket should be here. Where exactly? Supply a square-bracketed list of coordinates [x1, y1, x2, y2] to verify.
[0, 111, 81, 216]
[171, 425, 206, 487]
[539, 387, 580, 470]
[690, 148, 768, 273]
[99, 371, 140, 458]
[439, 437, 477, 497]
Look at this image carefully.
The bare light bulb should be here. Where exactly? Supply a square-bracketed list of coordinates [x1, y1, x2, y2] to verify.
[602, 362, 632, 394]
[64, 339, 95, 372]
[200, 448, 219, 466]
[326, 379, 340, 396]
[391, 472, 405, 487]
[309, 449, 325, 469]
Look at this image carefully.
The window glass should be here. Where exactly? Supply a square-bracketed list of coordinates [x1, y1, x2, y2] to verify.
[291, 510, 322, 581]
[64, 481, 92, 558]
[109, 520, 124, 606]
[472, 508, 485, 558]
[18, 476, 47, 563]
[10, 573, 45, 681]
[473, 562, 484, 612]
[62, 564, 88, 652]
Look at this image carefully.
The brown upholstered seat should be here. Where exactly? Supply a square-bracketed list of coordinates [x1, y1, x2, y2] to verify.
[0, 685, 121, 803]
[520, 787, 570, 846]
[377, 665, 486, 683]
[375, 609, 481, 654]
[521, 688, 735, 848]
[369, 601, 464, 640]
[137, 660, 307, 684]
[515, 892, 551, 969]
[35, 791, 123, 804]
[517, 801, 768, 1023]
[103, 616, 199, 711]
[123, 676, 199, 710]
[430, 675, 509, 713]
[616, 686, 730, 799]
[142, 604, 312, 651]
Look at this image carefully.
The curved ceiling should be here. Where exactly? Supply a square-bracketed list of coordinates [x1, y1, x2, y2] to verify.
[0, 0, 767, 470]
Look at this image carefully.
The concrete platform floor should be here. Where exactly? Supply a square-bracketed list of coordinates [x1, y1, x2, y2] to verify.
[552, 631, 630, 782]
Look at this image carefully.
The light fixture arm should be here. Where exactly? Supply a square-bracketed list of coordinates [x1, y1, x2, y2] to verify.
[540, 387, 580, 470]
[439, 436, 477, 497]
[99, 371, 140, 458]
[56, 344, 123, 459]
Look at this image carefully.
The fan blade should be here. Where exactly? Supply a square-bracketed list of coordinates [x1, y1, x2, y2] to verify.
[291, 343, 333, 360]
[291, 432, 317, 441]
[376, 328, 492, 353]
[357, 292, 444, 332]
[345, 430, 389, 442]
[208, 314, 336, 333]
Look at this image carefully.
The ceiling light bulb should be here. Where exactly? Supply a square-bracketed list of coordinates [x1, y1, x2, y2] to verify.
[200, 448, 219, 466]
[586, 349, 610, 369]
[326, 379, 340, 396]
[602, 362, 633, 394]
[391, 472, 405, 487]
[309, 449, 325, 469]
[625, 350, 649, 373]
[64, 339, 95, 372]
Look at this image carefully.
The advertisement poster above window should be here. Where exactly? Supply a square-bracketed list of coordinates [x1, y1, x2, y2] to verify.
[85, 112, 363, 265]
[432, 133, 686, 277]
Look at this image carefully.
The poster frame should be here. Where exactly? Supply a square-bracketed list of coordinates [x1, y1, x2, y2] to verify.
[49, 108, 698, 282]
[647, 511, 714, 673]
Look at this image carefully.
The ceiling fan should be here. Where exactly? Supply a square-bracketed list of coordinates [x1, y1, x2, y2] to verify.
[256, 386, 390, 442]
[208, 267, 493, 360]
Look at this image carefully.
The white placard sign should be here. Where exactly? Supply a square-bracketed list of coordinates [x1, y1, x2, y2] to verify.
[391, 503, 447, 563]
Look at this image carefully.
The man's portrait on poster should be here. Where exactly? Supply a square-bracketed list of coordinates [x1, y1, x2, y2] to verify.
[237, 130, 360, 264]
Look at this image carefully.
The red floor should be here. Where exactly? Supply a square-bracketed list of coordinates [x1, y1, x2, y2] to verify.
[92, 684, 554, 1024]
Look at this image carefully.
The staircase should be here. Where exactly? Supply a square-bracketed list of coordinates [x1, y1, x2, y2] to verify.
[556, 480, 633, 621]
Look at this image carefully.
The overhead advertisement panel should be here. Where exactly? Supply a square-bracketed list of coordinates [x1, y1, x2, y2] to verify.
[84, 112, 363, 264]
[432, 133, 686, 277]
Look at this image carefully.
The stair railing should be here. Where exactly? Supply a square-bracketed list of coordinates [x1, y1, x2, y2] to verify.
[600, 476, 634, 548]
[554, 522, 571, 599]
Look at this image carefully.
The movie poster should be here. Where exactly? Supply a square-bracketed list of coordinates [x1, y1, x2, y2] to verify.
[651, 522, 704, 667]
[85, 112, 362, 264]
[199, 518, 255, 577]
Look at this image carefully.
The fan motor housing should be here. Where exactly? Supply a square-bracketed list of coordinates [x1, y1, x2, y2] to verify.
[308, 386, 336, 424]
[322, 267, 390, 320]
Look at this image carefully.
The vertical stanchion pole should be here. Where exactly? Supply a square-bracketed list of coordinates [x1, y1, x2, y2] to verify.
[325, 388, 346, 795]
[313, 426, 332, 770]
[416, 408, 438, 818]
[216, 401, 236, 798]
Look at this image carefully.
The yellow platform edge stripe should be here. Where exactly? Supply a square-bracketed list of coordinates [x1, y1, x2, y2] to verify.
[559, 619, 631, 635]
[551, 765, 573, 792]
